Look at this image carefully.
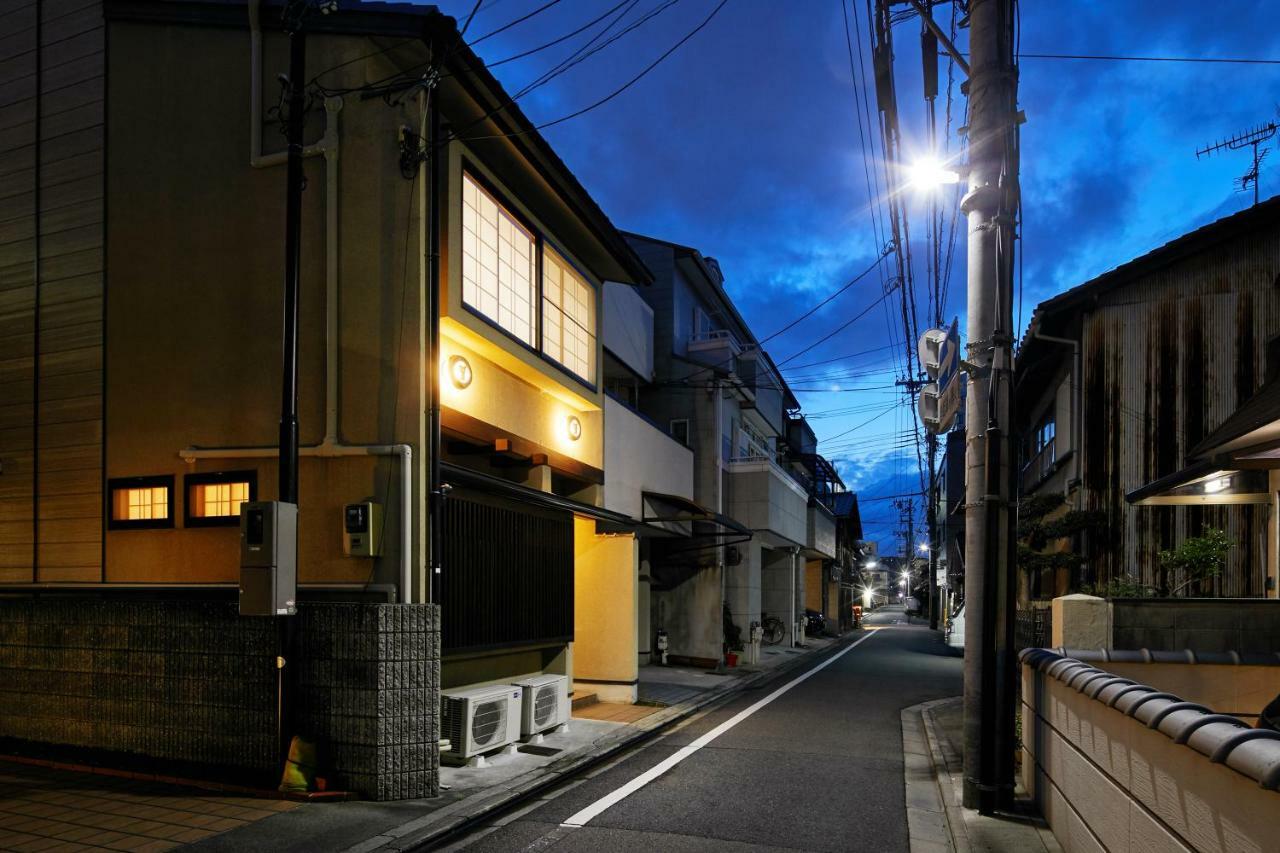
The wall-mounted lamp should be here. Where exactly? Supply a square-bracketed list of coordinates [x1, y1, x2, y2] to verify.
[448, 355, 473, 389]
[566, 415, 582, 442]
[1203, 476, 1231, 494]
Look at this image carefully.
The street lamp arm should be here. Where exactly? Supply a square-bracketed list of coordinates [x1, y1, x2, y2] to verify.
[904, 0, 971, 77]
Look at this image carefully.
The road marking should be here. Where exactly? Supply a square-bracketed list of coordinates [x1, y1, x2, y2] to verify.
[560, 629, 881, 828]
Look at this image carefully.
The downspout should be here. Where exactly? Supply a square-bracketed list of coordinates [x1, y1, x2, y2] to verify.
[209, 2, 413, 602]
[1032, 329, 1082, 509]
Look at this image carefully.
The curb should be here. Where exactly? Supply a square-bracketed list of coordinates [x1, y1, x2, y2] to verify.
[347, 634, 865, 852]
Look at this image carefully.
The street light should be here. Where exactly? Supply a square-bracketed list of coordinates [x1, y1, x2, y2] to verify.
[918, 543, 930, 553]
[906, 156, 961, 190]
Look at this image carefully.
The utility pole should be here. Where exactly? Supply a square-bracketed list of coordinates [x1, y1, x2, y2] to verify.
[959, 0, 1019, 815]
[926, 437, 939, 629]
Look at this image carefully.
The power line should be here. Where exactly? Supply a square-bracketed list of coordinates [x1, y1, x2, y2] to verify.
[1016, 51, 1280, 66]
[469, 0, 565, 46]
[774, 282, 900, 367]
[455, 0, 726, 142]
[757, 248, 891, 345]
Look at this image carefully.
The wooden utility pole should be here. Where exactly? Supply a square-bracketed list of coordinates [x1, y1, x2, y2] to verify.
[959, 0, 1020, 814]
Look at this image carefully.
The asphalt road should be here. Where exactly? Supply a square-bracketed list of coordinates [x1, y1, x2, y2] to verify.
[437, 607, 962, 852]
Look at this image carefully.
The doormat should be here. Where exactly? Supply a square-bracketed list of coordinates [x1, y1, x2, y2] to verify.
[517, 745, 562, 757]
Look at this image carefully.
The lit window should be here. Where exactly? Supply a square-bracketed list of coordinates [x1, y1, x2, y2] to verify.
[462, 173, 536, 346]
[107, 476, 175, 530]
[185, 471, 257, 527]
[541, 246, 596, 382]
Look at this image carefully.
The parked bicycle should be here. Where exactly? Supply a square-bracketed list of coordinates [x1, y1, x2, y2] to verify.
[760, 614, 786, 645]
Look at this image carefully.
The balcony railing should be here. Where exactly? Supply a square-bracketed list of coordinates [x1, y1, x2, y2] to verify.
[1021, 438, 1056, 492]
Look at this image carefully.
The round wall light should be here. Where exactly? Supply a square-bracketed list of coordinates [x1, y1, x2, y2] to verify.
[566, 415, 582, 441]
[448, 355, 473, 389]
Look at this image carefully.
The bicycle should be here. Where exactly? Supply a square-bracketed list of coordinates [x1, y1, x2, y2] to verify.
[761, 614, 786, 645]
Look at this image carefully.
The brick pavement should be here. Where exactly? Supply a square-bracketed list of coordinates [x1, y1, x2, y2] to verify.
[0, 759, 297, 852]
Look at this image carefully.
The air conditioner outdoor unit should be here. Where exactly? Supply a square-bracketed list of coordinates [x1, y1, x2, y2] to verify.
[512, 674, 570, 738]
[440, 684, 522, 766]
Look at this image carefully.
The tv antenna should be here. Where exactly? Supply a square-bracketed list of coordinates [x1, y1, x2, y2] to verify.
[1197, 122, 1277, 205]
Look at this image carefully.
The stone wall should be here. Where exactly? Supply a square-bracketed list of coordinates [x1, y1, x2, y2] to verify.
[1110, 598, 1280, 653]
[0, 597, 438, 801]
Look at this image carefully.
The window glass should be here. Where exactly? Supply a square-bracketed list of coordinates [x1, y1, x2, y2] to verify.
[462, 174, 536, 346]
[108, 477, 174, 529]
[190, 481, 250, 519]
[541, 246, 596, 382]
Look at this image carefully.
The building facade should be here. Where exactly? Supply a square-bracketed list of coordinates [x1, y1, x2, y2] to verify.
[0, 0, 651, 797]
[1017, 198, 1280, 599]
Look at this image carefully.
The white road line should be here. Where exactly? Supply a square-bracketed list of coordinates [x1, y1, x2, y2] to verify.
[560, 629, 881, 828]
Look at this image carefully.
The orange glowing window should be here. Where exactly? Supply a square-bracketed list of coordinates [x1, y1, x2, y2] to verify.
[185, 471, 257, 527]
[107, 476, 175, 530]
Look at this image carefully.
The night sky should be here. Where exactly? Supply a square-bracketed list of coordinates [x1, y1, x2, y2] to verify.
[429, 0, 1280, 554]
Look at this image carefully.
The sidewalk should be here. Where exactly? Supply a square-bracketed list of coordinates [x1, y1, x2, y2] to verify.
[902, 697, 1060, 853]
[0, 633, 851, 853]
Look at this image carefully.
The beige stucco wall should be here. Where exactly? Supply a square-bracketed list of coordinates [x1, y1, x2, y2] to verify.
[1022, 663, 1280, 853]
[105, 22, 422, 589]
[572, 517, 638, 703]
[1097, 662, 1280, 717]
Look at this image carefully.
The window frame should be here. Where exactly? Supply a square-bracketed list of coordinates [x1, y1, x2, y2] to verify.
[107, 475, 176, 531]
[459, 166, 600, 391]
[183, 470, 258, 528]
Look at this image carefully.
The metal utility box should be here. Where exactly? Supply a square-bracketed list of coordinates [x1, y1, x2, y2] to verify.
[239, 501, 297, 616]
[343, 501, 382, 557]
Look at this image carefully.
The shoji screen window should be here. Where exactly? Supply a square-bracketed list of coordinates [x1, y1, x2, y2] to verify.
[185, 471, 257, 527]
[541, 247, 596, 383]
[107, 476, 175, 530]
[461, 174, 536, 346]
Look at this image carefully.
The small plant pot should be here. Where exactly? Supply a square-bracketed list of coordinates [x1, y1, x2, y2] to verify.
[725, 652, 738, 667]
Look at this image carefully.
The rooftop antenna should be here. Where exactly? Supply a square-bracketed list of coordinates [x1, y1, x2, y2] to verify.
[1196, 121, 1278, 205]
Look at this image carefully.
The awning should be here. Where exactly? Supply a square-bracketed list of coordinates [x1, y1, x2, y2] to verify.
[1126, 462, 1270, 506]
[442, 462, 635, 525]
[641, 491, 752, 538]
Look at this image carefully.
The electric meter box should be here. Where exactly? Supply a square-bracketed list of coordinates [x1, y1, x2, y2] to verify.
[343, 501, 382, 557]
[239, 501, 298, 616]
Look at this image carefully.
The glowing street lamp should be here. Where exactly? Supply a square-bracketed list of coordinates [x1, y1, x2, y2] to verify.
[906, 156, 961, 190]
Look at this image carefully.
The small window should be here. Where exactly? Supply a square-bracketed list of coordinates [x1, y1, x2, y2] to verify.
[185, 470, 257, 527]
[461, 173, 536, 346]
[670, 419, 690, 447]
[108, 475, 175, 530]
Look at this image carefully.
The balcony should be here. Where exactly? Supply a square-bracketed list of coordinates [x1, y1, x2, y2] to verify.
[805, 499, 837, 559]
[603, 395, 693, 519]
[724, 455, 807, 547]
[1021, 437, 1058, 493]
[687, 328, 742, 368]
[603, 282, 654, 380]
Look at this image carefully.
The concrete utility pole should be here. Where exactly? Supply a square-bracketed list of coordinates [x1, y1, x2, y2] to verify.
[959, 0, 1019, 814]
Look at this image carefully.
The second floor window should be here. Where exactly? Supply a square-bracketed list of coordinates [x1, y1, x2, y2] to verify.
[542, 247, 596, 382]
[462, 174, 536, 346]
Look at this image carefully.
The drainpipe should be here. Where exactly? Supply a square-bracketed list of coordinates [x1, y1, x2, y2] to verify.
[1032, 329, 1081, 508]
[790, 546, 801, 647]
[181, 444, 413, 602]
[225, 3, 414, 602]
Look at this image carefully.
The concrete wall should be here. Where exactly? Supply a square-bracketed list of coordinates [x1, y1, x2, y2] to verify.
[726, 459, 807, 545]
[1022, 655, 1280, 853]
[573, 518, 638, 702]
[1098, 661, 1280, 717]
[724, 542, 763, 650]
[760, 548, 800, 645]
[1110, 599, 1280, 653]
[652, 563, 723, 666]
[0, 597, 440, 800]
[807, 504, 836, 559]
[603, 282, 653, 380]
[602, 396, 693, 519]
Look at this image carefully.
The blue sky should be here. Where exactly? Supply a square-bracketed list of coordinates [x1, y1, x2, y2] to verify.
[430, 0, 1280, 552]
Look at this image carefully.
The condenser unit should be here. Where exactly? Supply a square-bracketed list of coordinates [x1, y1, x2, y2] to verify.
[440, 684, 521, 766]
[512, 674, 570, 738]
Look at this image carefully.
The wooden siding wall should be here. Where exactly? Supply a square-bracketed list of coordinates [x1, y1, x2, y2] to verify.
[1081, 219, 1280, 596]
[0, 0, 104, 582]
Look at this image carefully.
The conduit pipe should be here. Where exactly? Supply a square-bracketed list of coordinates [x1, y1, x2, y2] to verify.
[180, 444, 413, 603]
[177, 5, 414, 603]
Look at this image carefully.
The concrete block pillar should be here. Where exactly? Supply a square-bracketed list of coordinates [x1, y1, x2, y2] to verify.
[1050, 594, 1110, 650]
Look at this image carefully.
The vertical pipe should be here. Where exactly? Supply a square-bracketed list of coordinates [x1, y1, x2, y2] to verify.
[279, 27, 305, 506]
[427, 77, 443, 605]
[277, 14, 307, 770]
